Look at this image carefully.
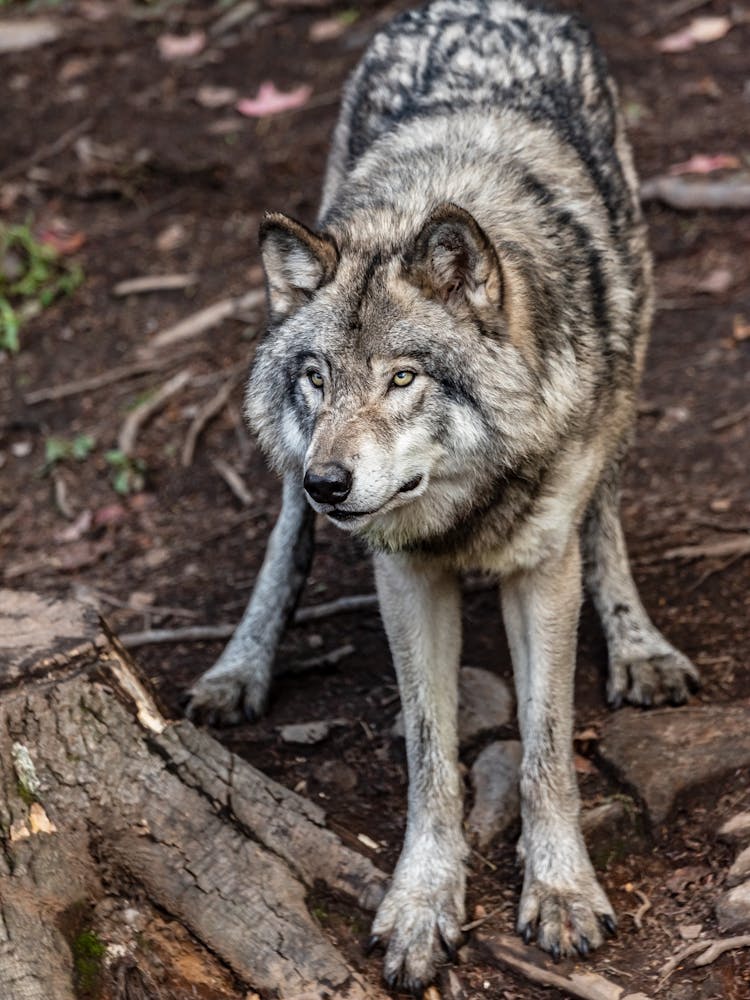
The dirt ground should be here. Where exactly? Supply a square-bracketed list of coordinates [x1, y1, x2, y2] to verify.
[1, 0, 749, 998]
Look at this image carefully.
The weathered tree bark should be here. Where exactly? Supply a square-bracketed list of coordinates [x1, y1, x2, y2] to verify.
[0, 590, 387, 1000]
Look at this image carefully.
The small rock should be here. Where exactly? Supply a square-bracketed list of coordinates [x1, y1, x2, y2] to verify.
[599, 705, 750, 825]
[466, 740, 522, 849]
[717, 880, 750, 933]
[718, 811, 750, 844]
[312, 759, 357, 792]
[393, 667, 512, 745]
[279, 721, 332, 745]
[678, 923, 703, 940]
[728, 844, 750, 887]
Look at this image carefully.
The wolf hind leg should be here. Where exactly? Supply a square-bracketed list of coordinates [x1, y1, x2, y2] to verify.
[583, 460, 699, 708]
[185, 475, 314, 726]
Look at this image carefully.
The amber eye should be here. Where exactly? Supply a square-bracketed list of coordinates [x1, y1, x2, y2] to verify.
[308, 370, 324, 389]
[392, 371, 415, 388]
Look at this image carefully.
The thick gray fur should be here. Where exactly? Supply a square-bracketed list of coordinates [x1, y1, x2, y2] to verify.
[187, 0, 698, 990]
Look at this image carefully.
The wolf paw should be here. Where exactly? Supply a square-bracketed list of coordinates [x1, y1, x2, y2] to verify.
[369, 867, 464, 994]
[518, 875, 615, 960]
[608, 647, 700, 708]
[185, 670, 268, 727]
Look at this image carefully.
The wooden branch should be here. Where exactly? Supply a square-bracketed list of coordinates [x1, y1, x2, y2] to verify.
[182, 368, 243, 466]
[211, 457, 253, 506]
[0, 589, 387, 999]
[641, 176, 750, 211]
[477, 932, 652, 1000]
[0, 116, 93, 181]
[113, 273, 197, 296]
[693, 934, 750, 966]
[659, 536, 750, 562]
[143, 288, 265, 353]
[119, 594, 381, 649]
[117, 368, 192, 456]
[24, 357, 178, 405]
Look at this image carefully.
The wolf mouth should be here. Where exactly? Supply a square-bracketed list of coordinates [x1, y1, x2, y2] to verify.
[325, 475, 424, 522]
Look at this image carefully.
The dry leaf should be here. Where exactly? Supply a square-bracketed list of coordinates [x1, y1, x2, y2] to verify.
[668, 153, 740, 176]
[657, 16, 732, 53]
[574, 753, 598, 776]
[236, 82, 312, 118]
[157, 30, 206, 61]
[732, 314, 750, 342]
[309, 17, 348, 42]
[29, 802, 57, 835]
[195, 84, 238, 109]
[696, 267, 733, 294]
[38, 224, 86, 255]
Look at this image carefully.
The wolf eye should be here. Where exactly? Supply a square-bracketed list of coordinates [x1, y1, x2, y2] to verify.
[392, 371, 415, 388]
[307, 369, 324, 389]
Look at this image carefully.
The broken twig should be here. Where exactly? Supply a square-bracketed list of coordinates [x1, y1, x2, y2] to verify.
[144, 288, 265, 353]
[211, 458, 253, 506]
[693, 934, 750, 966]
[24, 357, 180, 405]
[117, 368, 192, 457]
[182, 368, 244, 467]
[631, 889, 652, 930]
[659, 535, 750, 562]
[0, 116, 93, 181]
[641, 176, 750, 211]
[113, 274, 197, 296]
[477, 932, 652, 1000]
[658, 934, 750, 986]
[119, 594, 380, 649]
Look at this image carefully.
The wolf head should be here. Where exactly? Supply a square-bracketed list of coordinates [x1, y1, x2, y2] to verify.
[246, 203, 542, 551]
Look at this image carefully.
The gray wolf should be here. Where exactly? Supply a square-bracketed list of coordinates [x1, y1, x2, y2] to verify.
[186, 0, 699, 990]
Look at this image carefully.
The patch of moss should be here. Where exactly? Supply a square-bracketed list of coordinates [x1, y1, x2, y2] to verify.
[16, 780, 37, 806]
[72, 929, 105, 999]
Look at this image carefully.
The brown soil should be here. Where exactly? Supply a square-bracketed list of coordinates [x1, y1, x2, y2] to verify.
[1, 1, 749, 998]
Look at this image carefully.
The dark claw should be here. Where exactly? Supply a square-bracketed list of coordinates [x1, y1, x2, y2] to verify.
[385, 969, 398, 990]
[577, 936, 590, 958]
[243, 703, 258, 723]
[439, 930, 459, 962]
[609, 694, 624, 710]
[599, 913, 617, 938]
[642, 693, 653, 708]
[365, 935, 380, 956]
[521, 923, 534, 945]
[411, 979, 424, 998]
[550, 943, 561, 964]
[669, 689, 687, 707]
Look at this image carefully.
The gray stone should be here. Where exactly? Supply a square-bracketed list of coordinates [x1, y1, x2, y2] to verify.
[581, 798, 644, 866]
[598, 704, 750, 826]
[728, 845, 750, 887]
[719, 811, 750, 845]
[279, 720, 346, 744]
[392, 667, 513, 745]
[466, 740, 522, 849]
[717, 880, 750, 933]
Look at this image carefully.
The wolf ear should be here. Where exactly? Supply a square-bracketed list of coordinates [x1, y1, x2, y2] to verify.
[406, 203, 502, 320]
[259, 212, 339, 321]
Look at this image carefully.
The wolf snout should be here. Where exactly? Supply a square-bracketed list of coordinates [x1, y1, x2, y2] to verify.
[304, 462, 353, 505]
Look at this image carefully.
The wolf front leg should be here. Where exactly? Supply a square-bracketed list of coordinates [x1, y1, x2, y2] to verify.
[584, 462, 699, 707]
[371, 552, 466, 993]
[501, 538, 616, 959]
[186, 476, 315, 726]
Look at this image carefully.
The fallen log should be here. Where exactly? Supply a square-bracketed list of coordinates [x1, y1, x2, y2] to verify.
[0, 589, 387, 1000]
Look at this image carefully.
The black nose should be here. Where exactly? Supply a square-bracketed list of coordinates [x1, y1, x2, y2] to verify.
[304, 463, 353, 505]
